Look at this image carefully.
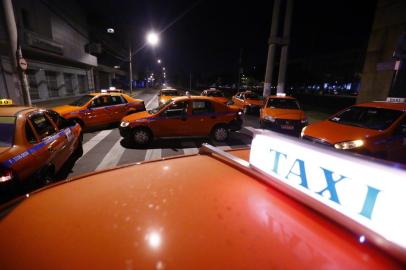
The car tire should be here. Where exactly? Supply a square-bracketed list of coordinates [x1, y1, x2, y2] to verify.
[131, 128, 152, 146]
[211, 125, 229, 142]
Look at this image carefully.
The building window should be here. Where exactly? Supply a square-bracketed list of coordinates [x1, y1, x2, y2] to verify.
[27, 69, 40, 100]
[78, 75, 88, 93]
[64, 73, 74, 96]
[45, 71, 58, 97]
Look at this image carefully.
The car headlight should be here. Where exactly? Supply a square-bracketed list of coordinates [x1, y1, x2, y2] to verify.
[334, 139, 364, 150]
[264, 116, 276, 122]
[120, 121, 130, 128]
[300, 126, 307, 138]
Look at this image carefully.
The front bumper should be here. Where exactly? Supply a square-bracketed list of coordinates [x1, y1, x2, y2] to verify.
[261, 119, 306, 136]
[119, 126, 132, 138]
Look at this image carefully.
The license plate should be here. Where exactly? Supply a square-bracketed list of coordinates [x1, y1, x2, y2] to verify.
[281, 125, 294, 130]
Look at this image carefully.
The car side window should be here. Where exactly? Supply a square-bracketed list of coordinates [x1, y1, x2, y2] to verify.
[29, 113, 56, 140]
[164, 101, 188, 117]
[91, 95, 112, 108]
[46, 110, 67, 129]
[111, 95, 126, 105]
[192, 101, 214, 115]
[25, 121, 37, 144]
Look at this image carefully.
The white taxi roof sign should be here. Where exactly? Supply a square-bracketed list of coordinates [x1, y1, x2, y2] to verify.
[247, 129, 406, 261]
[276, 93, 286, 97]
[386, 97, 405, 103]
[0, 99, 13, 105]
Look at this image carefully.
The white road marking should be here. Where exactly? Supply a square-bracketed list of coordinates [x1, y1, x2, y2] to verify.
[95, 139, 126, 170]
[81, 130, 113, 157]
[145, 149, 162, 160]
[145, 95, 158, 110]
[217, 145, 232, 151]
[182, 148, 199, 155]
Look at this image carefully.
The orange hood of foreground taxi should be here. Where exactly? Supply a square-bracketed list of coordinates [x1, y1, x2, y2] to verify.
[52, 105, 82, 115]
[262, 108, 305, 120]
[304, 120, 382, 144]
[0, 152, 400, 269]
[159, 96, 176, 103]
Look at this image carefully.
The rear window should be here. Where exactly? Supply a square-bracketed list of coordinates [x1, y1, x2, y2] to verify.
[0, 116, 16, 147]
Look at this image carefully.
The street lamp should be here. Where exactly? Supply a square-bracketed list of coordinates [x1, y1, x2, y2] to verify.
[157, 59, 162, 64]
[146, 31, 159, 47]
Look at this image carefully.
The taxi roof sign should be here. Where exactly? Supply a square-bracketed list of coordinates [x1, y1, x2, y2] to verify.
[386, 97, 405, 103]
[0, 99, 13, 105]
[248, 129, 406, 261]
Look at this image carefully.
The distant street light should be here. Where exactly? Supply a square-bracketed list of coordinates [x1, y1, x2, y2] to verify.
[157, 59, 162, 64]
[107, 28, 115, 34]
[114, 65, 120, 69]
[146, 31, 159, 46]
[163, 67, 166, 70]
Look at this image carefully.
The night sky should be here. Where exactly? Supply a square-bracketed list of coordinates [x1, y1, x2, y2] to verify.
[81, 0, 377, 84]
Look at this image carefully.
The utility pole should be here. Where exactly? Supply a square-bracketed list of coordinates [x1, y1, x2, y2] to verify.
[2, 0, 31, 105]
[277, 0, 293, 94]
[129, 43, 133, 94]
[263, 0, 281, 97]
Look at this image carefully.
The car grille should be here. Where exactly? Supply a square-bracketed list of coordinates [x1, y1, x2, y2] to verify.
[302, 135, 333, 147]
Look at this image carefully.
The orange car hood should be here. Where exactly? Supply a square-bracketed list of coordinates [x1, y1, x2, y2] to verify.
[304, 120, 381, 144]
[159, 96, 176, 103]
[212, 97, 228, 103]
[52, 105, 82, 115]
[263, 108, 305, 120]
[0, 152, 400, 269]
[122, 110, 153, 122]
[0, 146, 11, 157]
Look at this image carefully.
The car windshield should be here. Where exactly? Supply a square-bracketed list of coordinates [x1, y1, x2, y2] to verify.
[267, 98, 300, 109]
[149, 99, 173, 114]
[0, 116, 15, 147]
[245, 93, 262, 99]
[329, 106, 403, 130]
[206, 91, 223, 97]
[69, 95, 93, 106]
[161, 90, 179, 96]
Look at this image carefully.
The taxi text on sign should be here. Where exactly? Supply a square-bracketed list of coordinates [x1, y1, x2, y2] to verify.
[249, 131, 406, 250]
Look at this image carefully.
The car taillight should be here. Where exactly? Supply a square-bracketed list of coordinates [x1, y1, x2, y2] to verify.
[0, 168, 14, 182]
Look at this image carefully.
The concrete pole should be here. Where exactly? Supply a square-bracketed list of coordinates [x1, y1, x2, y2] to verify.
[129, 44, 133, 94]
[277, 0, 293, 94]
[2, 0, 31, 105]
[263, 0, 281, 97]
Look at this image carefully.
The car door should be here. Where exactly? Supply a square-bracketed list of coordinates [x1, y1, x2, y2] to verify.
[190, 100, 217, 136]
[84, 95, 114, 127]
[28, 112, 67, 172]
[386, 116, 406, 163]
[109, 95, 128, 122]
[46, 110, 75, 162]
[150, 100, 190, 137]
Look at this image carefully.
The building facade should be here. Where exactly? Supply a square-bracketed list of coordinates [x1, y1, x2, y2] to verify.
[0, 0, 97, 104]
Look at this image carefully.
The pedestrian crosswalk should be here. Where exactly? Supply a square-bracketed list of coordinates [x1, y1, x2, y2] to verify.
[68, 126, 256, 178]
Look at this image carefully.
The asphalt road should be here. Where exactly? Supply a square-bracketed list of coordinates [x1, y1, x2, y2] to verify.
[60, 88, 260, 179]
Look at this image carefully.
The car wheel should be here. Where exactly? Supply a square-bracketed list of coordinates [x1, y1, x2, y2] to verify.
[211, 125, 229, 142]
[132, 128, 152, 145]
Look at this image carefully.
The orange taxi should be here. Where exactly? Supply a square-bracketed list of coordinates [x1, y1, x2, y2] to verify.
[158, 88, 182, 106]
[52, 92, 145, 129]
[231, 90, 264, 114]
[119, 96, 243, 144]
[200, 88, 229, 104]
[0, 103, 82, 200]
[259, 94, 307, 136]
[0, 131, 405, 269]
[301, 98, 406, 163]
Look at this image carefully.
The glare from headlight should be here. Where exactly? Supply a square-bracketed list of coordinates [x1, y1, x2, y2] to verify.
[120, 121, 130, 128]
[334, 139, 364, 150]
[300, 126, 307, 138]
[301, 119, 308, 124]
[264, 116, 276, 122]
